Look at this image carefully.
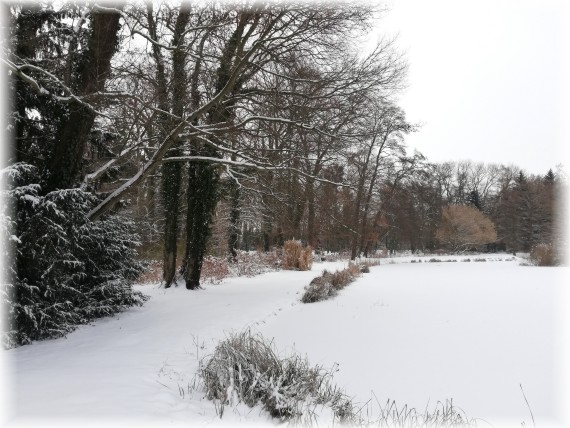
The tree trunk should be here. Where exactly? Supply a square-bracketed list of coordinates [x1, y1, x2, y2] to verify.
[306, 178, 317, 247]
[159, 5, 190, 287]
[228, 176, 240, 262]
[182, 156, 219, 289]
[45, 7, 123, 192]
[181, 13, 254, 286]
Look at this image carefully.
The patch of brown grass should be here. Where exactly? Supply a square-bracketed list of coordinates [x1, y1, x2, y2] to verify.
[282, 240, 313, 271]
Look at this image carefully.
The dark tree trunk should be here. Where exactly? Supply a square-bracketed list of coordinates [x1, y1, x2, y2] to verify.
[13, 7, 46, 164]
[182, 155, 219, 289]
[306, 178, 317, 247]
[161, 153, 183, 287]
[228, 177, 240, 262]
[160, 6, 190, 287]
[181, 13, 255, 286]
[45, 7, 123, 192]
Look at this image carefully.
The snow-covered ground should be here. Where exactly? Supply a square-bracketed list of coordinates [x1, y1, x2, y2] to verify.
[2, 255, 569, 428]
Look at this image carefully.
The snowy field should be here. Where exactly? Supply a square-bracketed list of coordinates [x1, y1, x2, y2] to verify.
[2, 255, 569, 428]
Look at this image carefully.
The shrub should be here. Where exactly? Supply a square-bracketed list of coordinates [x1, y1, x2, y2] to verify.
[200, 330, 356, 424]
[282, 240, 313, 271]
[435, 204, 497, 252]
[301, 263, 362, 303]
[529, 243, 557, 266]
[2, 164, 147, 348]
[301, 272, 336, 303]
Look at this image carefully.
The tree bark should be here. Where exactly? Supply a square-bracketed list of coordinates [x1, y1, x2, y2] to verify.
[159, 5, 190, 287]
[45, 6, 123, 192]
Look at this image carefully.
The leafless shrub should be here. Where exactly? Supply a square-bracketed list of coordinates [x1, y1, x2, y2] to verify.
[201, 256, 230, 284]
[230, 250, 281, 277]
[529, 243, 557, 266]
[136, 260, 162, 283]
[137, 250, 282, 285]
[473, 258, 487, 262]
[301, 263, 362, 303]
[282, 240, 313, 271]
[428, 258, 442, 263]
[436, 204, 497, 252]
[200, 330, 357, 425]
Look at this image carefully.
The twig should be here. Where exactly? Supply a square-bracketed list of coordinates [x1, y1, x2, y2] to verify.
[520, 383, 536, 428]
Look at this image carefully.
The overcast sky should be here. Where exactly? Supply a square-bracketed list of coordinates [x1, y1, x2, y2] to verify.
[375, 0, 569, 176]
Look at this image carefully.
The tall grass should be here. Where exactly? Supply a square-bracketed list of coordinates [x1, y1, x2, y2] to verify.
[282, 240, 313, 271]
[199, 330, 478, 427]
[200, 330, 356, 425]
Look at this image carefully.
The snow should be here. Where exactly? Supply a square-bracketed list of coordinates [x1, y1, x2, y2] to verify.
[2, 256, 568, 428]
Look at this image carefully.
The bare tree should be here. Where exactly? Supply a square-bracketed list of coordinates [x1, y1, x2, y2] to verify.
[435, 204, 497, 252]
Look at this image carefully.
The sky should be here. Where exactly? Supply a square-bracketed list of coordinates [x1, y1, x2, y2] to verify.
[374, 0, 570, 176]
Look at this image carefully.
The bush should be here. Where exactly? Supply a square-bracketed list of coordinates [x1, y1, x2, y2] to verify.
[200, 330, 356, 424]
[282, 240, 313, 271]
[301, 263, 363, 304]
[529, 243, 557, 266]
[301, 272, 336, 303]
[2, 164, 147, 348]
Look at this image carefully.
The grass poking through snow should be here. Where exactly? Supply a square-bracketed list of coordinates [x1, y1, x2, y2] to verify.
[199, 330, 478, 427]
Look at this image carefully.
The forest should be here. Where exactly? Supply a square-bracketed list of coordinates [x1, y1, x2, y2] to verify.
[1, 2, 566, 348]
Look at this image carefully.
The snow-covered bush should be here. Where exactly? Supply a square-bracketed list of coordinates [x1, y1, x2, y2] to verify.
[2, 164, 147, 348]
[301, 263, 363, 304]
[201, 330, 356, 424]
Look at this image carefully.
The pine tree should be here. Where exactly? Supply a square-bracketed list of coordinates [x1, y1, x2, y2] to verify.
[2, 164, 147, 348]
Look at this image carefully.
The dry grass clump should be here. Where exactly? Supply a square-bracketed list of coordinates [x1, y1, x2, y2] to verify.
[301, 263, 368, 304]
[529, 243, 557, 266]
[282, 240, 313, 271]
[200, 330, 356, 425]
[200, 331, 478, 427]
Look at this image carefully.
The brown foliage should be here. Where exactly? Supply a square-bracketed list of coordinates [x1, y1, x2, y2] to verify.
[529, 243, 557, 266]
[282, 240, 313, 271]
[435, 204, 497, 252]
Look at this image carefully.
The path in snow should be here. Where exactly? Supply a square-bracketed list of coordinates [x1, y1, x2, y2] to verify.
[3, 261, 349, 426]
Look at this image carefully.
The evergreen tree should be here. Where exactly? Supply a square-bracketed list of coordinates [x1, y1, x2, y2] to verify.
[2, 164, 147, 348]
[466, 189, 481, 210]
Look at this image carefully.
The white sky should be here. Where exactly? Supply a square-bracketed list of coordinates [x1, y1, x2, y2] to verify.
[375, 0, 570, 175]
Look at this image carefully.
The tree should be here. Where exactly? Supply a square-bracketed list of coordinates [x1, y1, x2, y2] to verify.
[4, 3, 146, 346]
[435, 204, 497, 252]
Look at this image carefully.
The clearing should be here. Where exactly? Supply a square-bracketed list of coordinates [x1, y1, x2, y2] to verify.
[3, 255, 568, 427]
